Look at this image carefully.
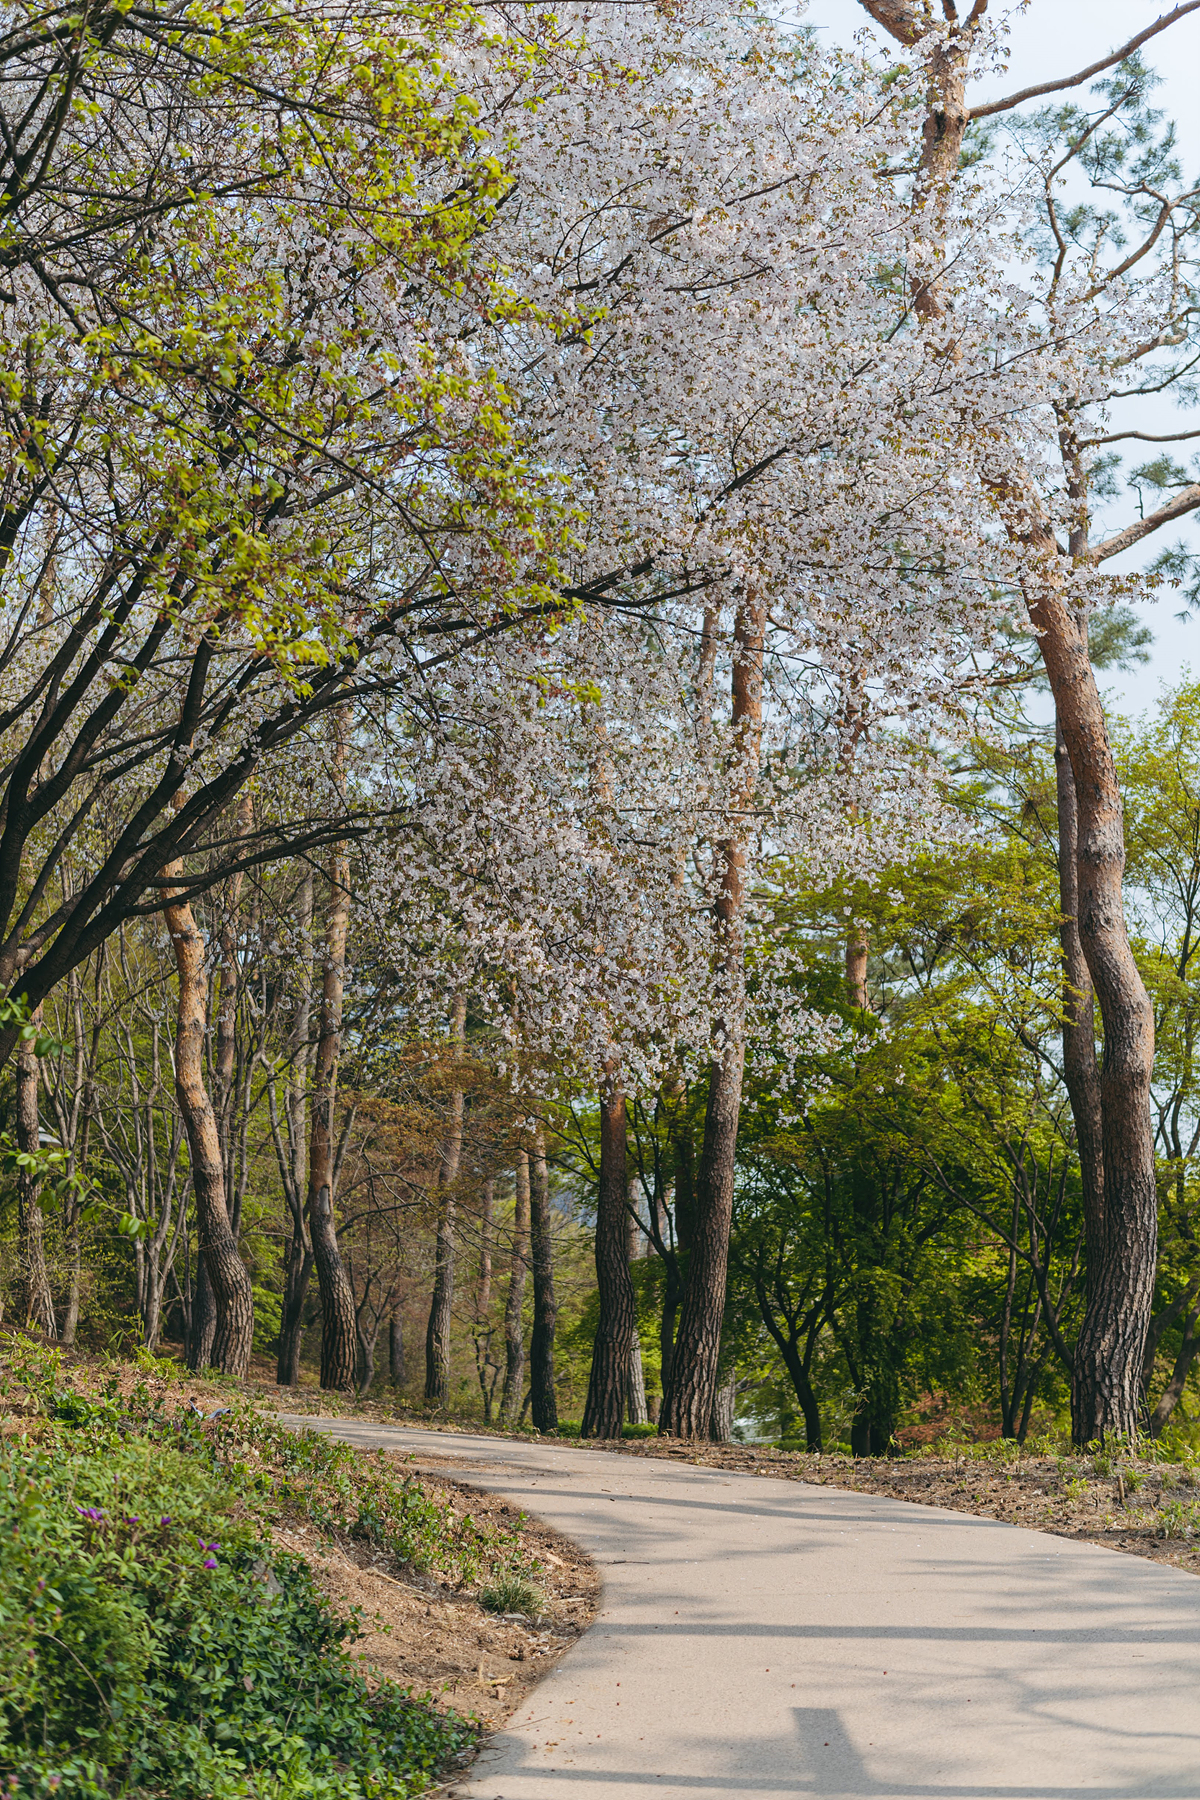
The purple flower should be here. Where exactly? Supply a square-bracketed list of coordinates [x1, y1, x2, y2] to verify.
[76, 1507, 105, 1522]
[159, 1516, 172, 1528]
[203, 1558, 218, 1570]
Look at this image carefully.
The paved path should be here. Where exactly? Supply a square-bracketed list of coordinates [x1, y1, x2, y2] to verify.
[283, 1419, 1200, 1799]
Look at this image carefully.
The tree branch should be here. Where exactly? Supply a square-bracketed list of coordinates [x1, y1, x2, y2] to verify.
[970, 3, 1200, 121]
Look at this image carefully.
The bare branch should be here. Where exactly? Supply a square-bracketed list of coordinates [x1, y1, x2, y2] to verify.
[1090, 482, 1200, 563]
[970, 3, 1200, 122]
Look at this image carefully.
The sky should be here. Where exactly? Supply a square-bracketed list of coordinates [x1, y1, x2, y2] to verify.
[801, 1, 1200, 722]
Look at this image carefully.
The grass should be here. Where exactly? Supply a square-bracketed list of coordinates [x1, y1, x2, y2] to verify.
[477, 1574, 541, 1617]
[0, 1336, 548, 1799]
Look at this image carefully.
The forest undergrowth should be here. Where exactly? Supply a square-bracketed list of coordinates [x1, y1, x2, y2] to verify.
[0, 1337, 595, 1800]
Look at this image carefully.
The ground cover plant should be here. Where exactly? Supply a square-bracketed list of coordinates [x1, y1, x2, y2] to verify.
[0, 1340, 531, 1799]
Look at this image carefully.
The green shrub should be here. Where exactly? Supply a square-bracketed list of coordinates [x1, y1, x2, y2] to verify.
[621, 1422, 657, 1439]
[0, 1373, 476, 1798]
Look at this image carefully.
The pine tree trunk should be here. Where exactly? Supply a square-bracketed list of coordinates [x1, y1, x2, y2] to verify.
[1056, 716, 1105, 1289]
[628, 1340, 648, 1425]
[309, 713, 356, 1393]
[187, 1251, 216, 1370]
[16, 1017, 56, 1337]
[662, 598, 764, 1437]
[425, 992, 467, 1407]
[582, 1072, 635, 1439]
[528, 1124, 559, 1430]
[163, 869, 253, 1377]
[858, 0, 1158, 1446]
[1042, 601, 1157, 1443]
[710, 1374, 736, 1443]
[499, 1154, 530, 1424]
[625, 1188, 647, 1424]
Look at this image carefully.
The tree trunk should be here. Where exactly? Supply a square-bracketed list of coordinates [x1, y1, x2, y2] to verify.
[308, 718, 356, 1394]
[625, 1191, 647, 1425]
[187, 1251, 217, 1370]
[528, 1123, 559, 1431]
[710, 1374, 736, 1443]
[1037, 593, 1156, 1443]
[1057, 718, 1106, 1282]
[390, 1310, 405, 1388]
[213, 789, 252, 1223]
[628, 1340, 648, 1426]
[845, 927, 869, 1009]
[858, 0, 1157, 1447]
[425, 992, 467, 1407]
[276, 867, 314, 1386]
[474, 1176, 496, 1423]
[163, 867, 253, 1377]
[582, 1072, 635, 1438]
[662, 597, 764, 1437]
[500, 1153, 530, 1424]
[16, 1015, 56, 1337]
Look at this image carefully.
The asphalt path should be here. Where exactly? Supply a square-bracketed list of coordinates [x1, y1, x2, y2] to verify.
[281, 1418, 1200, 1800]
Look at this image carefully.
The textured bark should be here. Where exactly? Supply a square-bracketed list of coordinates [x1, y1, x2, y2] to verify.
[662, 598, 764, 1437]
[1033, 582, 1156, 1443]
[860, 0, 1158, 1446]
[582, 1074, 636, 1438]
[528, 1124, 559, 1431]
[15, 1015, 56, 1337]
[163, 867, 253, 1377]
[710, 1375, 736, 1443]
[1056, 716, 1105, 1279]
[628, 1340, 648, 1425]
[425, 992, 467, 1407]
[499, 1153, 530, 1424]
[389, 1310, 406, 1387]
[845, 928, 869, 1010]
[625, 1192, 648, 1424]
[308, 731, 356, 1395]
[275, 867, 314, 1386]
[474, 1176, 497, 1423]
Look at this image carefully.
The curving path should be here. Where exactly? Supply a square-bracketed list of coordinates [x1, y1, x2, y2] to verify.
[282, 1419, 1200, 1799]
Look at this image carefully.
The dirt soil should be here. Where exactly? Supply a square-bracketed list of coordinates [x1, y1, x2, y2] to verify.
[272, 1461, 599, 1736]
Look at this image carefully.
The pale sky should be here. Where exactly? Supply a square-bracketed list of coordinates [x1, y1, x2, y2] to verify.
[802, 1, 1200, 722]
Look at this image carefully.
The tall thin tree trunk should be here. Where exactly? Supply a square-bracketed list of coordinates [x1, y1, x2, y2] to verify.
[276, 868, 314, 1386]
[390, 1311, 405, 1388]
[1056, 716, 1105, 1284]
[474, 1176, 496, 1423]
[163, 866, 253, 1377]
[528, 1124, 559, 1431]
[626, 1190, 648, 1425]
[662, 597, 764, 1437]
[16, 1013, 56, 1337]
[582, 1070, 635, 1439]
[309, 776, 356, 1393]
[425, 992, 467, 1407]
[500, 1153, 530, 1424]
[213, 790, 252, 1229]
